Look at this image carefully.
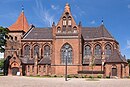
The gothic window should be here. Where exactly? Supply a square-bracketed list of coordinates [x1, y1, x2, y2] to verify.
[68, 16, 71, 26]
[84, 45, 91, 58]
[94, 45, 102, 58]
[24, 45, 30, 58]
[63, 16, 66, 26]
[44, 45, 50, 58]
[39, 66, 41, 72]
[32, 66, 34, 72]
[73, 26, 77, 33]
[28, 66, 30, 72]
[61, 44, 72, 64]
[33, 45, 39, 57]
[105, 44, 112, 58]
[15, 36, 17, 41]
[57, 27, 61, 33]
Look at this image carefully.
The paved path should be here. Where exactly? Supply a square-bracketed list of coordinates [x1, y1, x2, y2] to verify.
[0, 76, 130, 87]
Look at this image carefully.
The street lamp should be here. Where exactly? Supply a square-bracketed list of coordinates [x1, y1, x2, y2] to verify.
[65, 49, 68, 81]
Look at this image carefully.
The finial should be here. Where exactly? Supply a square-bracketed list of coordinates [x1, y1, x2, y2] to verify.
[65, 3, 70, 12]
[22, 5, 24, 12]
[79, 21, 82, 26]
[101, 17, 104, 25]
[52, 22, 55, 26]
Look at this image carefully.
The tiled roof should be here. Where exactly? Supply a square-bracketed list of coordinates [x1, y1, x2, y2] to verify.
[38, 58, 51, 65]
[106, 49, 127, 63]
[23, 27, 53, 39]
[8, 12, 29, 32]
[21, 57, 51, 65]
[82, 25, 113, 40]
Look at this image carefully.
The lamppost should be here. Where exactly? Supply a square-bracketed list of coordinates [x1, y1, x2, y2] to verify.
[65, 49, 68, 81]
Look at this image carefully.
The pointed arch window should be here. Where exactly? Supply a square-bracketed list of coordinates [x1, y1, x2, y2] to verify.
[94, 45, 102, 58]
[34, 45, 39, 57]
[44, 45, 50, 58]
[84, 45, 91, 58]
[57, 27, 61, 33]
[105, 44, 112, 58]
[73, 26, 77, 33]
[24, 45, 30, 58]
[68, 16, 71, 26]
[61, 44, 72, 64]
[63, 16, 66, 26]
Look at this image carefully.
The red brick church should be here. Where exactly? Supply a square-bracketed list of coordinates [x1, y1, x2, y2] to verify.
[4, 3, 129, 78]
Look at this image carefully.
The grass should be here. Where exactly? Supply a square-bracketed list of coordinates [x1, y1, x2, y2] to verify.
[86, 78, 100, 81]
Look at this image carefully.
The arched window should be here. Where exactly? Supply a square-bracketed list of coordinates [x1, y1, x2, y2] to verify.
[33, 45, 39, 57]
[94, 45, 102, 58]
[61, 44, 72, 64]
[57, 27, 61, 33]
[63, 16, 66, 26]
[68, 16, 71, 26]
[105, 44, 112, 58]
[73, 26, 77, 33]
[44, 45, 50, 58]
[84, 45, 91, 58]
[15, 36, 17, 41]
[24, 45, 30, 58]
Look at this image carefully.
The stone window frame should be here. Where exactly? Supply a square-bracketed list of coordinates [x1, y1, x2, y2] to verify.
[33, 44, 40, 58]
[43, 45, 51, 58]
[60, 43, 73, 65]
[105, 44, 112, 58]
[94, 44, 102, 59]
[24, 44, 30, 58]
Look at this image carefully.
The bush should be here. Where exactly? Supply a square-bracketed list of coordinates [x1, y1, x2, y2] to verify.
[97, 75, 102, 78]
[74, 75, 79, 78]
[106, 76, 110, 78]
[89, 76, 93, 79]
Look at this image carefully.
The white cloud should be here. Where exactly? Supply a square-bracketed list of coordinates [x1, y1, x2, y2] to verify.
[127, 40, 130, 49]
[51, 5, 58, 10]
[34, 0, 54, 27]
[128, 4, 130, 9]
[90, 20, 95, 24]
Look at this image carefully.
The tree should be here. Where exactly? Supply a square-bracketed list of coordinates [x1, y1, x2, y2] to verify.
[89, 55, 95, 79]
[0, 58, 4, 69]
[0, 26, 8, 53]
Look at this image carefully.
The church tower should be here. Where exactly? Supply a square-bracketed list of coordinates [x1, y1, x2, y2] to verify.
[4, 5, 29, 59]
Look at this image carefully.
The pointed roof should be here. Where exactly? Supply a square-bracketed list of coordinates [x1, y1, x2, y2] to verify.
[106, 49, 128, 63]
[8, 11, 29, 32]
[57, 3, 76, 26]
[82, 24, 113, 40]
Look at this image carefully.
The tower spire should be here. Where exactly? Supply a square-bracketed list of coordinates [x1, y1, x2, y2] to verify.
[22, 5, 24, 12]
[101, 17, 104, 25]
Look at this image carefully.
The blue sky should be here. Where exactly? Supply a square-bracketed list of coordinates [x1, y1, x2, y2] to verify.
[0, 0, 130, 58]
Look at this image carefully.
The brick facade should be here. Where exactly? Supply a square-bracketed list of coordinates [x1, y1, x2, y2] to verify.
[4, 3, 129, 78]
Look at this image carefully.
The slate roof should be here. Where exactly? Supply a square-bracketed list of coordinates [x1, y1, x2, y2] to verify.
[23, 27, 53, 39]
[106, 49, 127, 63]
[82, 25, 113, 40]
[23, 24, 113, 40]
[38, 58, 51, 65]
[21, 57, 51, 65]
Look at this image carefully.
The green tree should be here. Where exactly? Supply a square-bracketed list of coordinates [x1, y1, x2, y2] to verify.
[0, 58, 4, 69]
[0, 26, 8, 53]
[89, 55, 95, 79]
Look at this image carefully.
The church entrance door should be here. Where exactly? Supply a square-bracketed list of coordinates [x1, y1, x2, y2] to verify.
[112, 68, 117, 76]
[12, 67, 19, 75]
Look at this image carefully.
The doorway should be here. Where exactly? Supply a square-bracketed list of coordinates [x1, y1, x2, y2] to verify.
[112, 68, 117, 76]
[12, 67, 19, 75]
